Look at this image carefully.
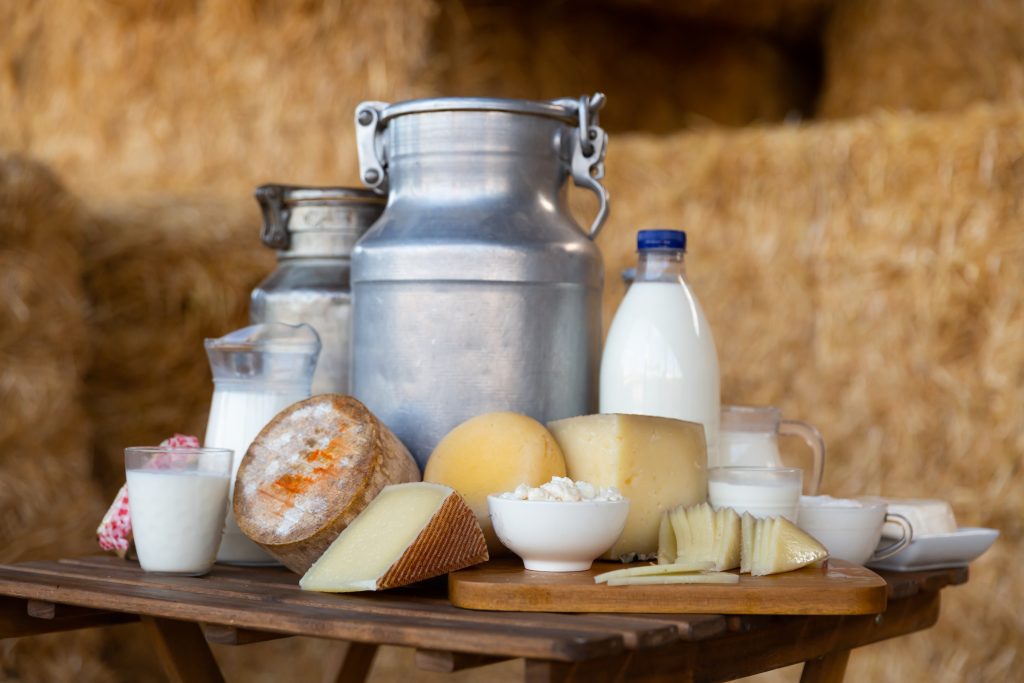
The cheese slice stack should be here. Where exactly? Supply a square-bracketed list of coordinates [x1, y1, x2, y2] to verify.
[548, 413, 707, 561]
[300, 482, 489, 593]
[661, 502, 740, 571]
[747, 515, 828, 576]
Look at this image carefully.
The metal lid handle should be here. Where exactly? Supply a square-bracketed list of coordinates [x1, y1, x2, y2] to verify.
[355, 101, 389, 194]
[569, 93, 610, 239]
[255, 184, 290, 250]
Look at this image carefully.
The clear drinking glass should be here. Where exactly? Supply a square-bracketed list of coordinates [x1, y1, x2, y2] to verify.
[707, 466, 803, 522]
[125, 446, 233, 576]
[719, 405, 825, 495]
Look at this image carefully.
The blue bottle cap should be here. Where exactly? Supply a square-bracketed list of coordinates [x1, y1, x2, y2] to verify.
[637, 229, 686, 251]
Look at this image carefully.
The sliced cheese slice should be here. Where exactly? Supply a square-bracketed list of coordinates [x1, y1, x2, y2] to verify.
[747, 515, 828, 576]
[594, 561, 714, 583]
[300, 482, 488, 592]
[740, 513, 755, 574]
[714, 507, 741, 571]
[657, 511, 677, 565]
[605, 572, 739, 586]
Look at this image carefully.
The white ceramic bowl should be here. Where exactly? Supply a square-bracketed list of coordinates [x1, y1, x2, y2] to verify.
[487, 495, 630, 572]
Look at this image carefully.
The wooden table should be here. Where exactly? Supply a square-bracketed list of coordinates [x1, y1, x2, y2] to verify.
[0, 556, 966, 683]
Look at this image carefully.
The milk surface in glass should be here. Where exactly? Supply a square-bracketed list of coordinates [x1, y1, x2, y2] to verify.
[708, 467, 802, 522]
[205, 387, 309, 562]
[600, 230, 720, 463]
[127, 469, 230, 574]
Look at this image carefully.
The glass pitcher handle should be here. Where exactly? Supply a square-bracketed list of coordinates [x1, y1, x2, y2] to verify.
[778, 420, 825, 495]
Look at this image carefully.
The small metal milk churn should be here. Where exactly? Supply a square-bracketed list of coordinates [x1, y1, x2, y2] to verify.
[352, 94, 610, 469]
[252, 185, 385, 395]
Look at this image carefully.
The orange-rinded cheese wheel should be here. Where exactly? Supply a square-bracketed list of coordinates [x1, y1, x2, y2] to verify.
[234, 394, 420, 573]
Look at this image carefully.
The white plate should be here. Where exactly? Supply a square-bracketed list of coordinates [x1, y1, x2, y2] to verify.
[866, 527, 999, 571]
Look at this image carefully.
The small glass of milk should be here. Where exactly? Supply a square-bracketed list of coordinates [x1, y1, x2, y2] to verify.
[125, 447, 233, 576]
[707, 467, 803, 522]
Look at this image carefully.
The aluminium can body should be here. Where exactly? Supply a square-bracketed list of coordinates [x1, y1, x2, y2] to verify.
[251, 186, 385, 395]
[352, 96, 610, 469]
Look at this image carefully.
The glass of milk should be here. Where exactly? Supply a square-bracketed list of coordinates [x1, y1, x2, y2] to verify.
[125, 447, 233, 575]
[719, 405, 826, 495]
[707, 466, 803, 522]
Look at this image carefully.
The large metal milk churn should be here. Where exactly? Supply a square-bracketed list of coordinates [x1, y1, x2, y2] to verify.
[252, 185, 385, 395]
[352, 94, 610, 469]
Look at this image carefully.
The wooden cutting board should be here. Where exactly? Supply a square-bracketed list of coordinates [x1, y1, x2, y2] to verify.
[449, 558, 887, 615]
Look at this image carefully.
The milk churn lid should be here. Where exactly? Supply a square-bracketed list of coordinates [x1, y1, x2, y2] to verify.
[255, 184, 385, 252]
[372, 96, 585, 124]
[637, 229, 687, 251]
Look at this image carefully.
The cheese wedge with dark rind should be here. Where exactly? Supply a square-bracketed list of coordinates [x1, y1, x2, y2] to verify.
[234, 394, 420, 574]
[300, 482, 489, 592]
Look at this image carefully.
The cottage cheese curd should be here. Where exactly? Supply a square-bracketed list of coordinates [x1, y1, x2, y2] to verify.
[498, 476, 623, 503]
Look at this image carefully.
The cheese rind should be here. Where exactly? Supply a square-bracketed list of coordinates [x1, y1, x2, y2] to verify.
[300, 482, 488, 592]
[234, 395, 420, 574]
[549, 414, 707, 561]
[423, 412, 567, 555]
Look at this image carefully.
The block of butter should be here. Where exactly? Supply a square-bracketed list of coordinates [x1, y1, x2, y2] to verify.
[880, 498, 957, 538]
[548, 413, 707, 561]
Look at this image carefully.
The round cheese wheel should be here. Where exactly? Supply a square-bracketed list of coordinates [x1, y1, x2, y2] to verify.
[234, 395, 420, 573]
[423, 411, 567, 555]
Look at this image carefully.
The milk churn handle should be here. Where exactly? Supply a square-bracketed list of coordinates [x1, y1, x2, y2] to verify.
[255, 184, 290, 250]
[355, 101, 389, 194]
[569, 93, 610, 239]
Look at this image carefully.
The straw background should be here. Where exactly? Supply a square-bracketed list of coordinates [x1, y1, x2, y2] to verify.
[819, 0, 1024, 118]
[1, 0, 1021, 681]
[0, 155, 116, 682]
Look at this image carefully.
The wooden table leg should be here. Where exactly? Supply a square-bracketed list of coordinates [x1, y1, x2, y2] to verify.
[333, 642, 379, 683]
[524, 655, 639, 683]
[800, 648, 852, 683]
[143, 616, 225, 683]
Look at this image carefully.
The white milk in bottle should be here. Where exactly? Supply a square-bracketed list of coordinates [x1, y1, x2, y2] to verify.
[600, 230, 721, 463]
[204, 323, 320, 564]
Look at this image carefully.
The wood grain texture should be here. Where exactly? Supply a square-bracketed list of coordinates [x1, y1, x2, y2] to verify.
[332, 642, 378, 683]
[144, 617, 225, 683]
[800, 649, 851, 683]
[449, 558, 888, 615]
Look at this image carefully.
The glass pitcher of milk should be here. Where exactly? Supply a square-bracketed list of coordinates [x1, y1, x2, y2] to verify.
[204, 323, 320, 564]
[718, 405, 825, 495]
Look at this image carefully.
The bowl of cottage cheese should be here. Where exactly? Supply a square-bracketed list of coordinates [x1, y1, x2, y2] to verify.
[487, 476, 629, 572]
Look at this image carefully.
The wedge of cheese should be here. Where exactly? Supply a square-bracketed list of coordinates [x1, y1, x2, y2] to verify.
[234, 395, 420, 574]
[548, 413, 707, 561]
[300, 482, 488, 592]
[748, 515, 828, 576]
[423, 412, 567, 555]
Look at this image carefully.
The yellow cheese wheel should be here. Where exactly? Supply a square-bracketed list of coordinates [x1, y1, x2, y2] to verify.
[423, 412, 567, 554]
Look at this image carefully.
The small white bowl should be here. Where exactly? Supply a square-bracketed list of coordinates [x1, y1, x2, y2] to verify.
[487, 495, 630, 572]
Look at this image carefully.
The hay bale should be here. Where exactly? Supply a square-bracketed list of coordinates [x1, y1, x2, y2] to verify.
[592, 0, 835, 41]
[0, 154, 116, 682]
[820, 0, 1024, 119]
[0, 0, 438, 200]
[596, 102, 1024, 682]
[83, 196, 275, 495]
[431, 0, 816, 134]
